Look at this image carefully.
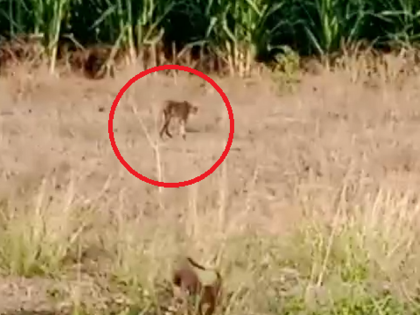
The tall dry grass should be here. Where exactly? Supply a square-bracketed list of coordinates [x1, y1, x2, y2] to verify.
[1, 53, 420, 315]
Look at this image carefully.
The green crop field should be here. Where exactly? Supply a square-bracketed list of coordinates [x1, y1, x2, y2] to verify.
[1, 0, 420, 74]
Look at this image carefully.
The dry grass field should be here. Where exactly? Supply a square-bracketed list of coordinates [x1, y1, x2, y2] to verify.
[1, 58, 420, 314]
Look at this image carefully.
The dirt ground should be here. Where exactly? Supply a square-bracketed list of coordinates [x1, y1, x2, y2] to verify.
[1, 63, 420, 313]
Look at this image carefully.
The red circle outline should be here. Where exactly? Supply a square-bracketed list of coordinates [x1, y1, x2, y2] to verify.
[108, 65, 235, 188]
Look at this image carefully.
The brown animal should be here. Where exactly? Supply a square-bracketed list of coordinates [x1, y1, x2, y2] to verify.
[159, 100, 198, 140]
[84, 46, 116, 80]
[171, 256, 222, 315]
[65, 45, 117, 80]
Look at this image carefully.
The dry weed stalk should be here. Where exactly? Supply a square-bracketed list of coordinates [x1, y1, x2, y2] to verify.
[130, 100, 164, 209]
[218, 159, 228, 235]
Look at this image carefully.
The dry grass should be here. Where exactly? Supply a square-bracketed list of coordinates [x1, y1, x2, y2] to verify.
[1, 56, 420, 315]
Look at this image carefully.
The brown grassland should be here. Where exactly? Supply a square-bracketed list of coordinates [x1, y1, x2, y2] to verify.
[1, 52, 420, 314]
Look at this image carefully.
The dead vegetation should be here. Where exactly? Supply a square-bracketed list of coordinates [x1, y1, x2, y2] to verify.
[2, 35, 420, 83]
[1, 48, 420, 314]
